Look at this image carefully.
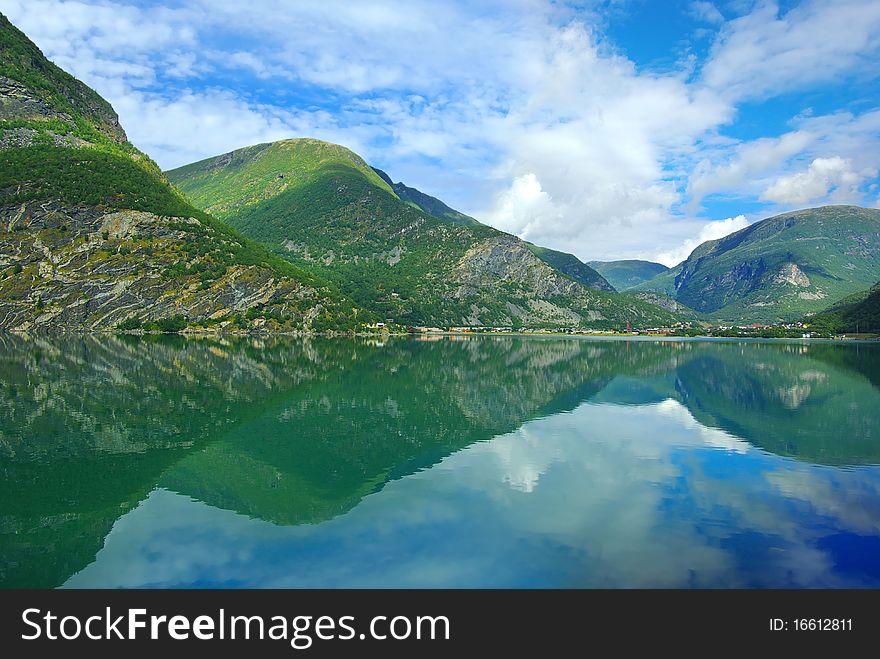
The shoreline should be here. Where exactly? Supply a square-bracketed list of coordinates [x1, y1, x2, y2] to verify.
[4, 328, 879, 343]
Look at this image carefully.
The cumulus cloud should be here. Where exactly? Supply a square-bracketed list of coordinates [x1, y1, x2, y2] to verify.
[702, 0, 880, 100]
[687, 131, 812, 208]
[654, 215, 749, 267]
[485, 173, 560, 239]
[761, 157, 867, 205]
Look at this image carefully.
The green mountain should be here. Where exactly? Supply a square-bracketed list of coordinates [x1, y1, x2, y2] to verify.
[806, 281, 880, 333]
[631, 206, 880, 323]
[0, 13, 364, 332]
[167, 139, 678, 328]
[588, 259, 669, 291]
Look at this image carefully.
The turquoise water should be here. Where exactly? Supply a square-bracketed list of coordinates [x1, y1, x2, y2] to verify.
[1, 334, 879, 587]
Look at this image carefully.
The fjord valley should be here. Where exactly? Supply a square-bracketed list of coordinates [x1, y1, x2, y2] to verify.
[0, 2, 879, 598]
[2, 9, 879, 335]
[166, 139, 679, 330]
[0, 14, 367, 333]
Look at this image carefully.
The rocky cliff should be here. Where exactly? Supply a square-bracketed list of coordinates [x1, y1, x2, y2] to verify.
[0, 13, 359, 332]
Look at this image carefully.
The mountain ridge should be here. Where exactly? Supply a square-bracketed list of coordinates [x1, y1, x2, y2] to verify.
[168, 138, 679, 328]
[369, 166, 614, 291]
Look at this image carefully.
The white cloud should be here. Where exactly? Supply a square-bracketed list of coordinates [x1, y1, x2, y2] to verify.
[690, 1, 725, 25]
[654, 215, 749, 266]
[111, 89, 375, 170]
[761, 157, 867, 205]
[687, 130, 812, 207]
[476, 22, 728, 258]
[702, 0, 880, 100]
[686, 109, 880, 212]
[485, 173, 560, 239]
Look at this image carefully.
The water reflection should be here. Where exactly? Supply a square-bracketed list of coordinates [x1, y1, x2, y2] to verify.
[1, 334, 879, 587]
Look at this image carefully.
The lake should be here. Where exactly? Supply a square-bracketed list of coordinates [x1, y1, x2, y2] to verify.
[1, 334, 879, 588]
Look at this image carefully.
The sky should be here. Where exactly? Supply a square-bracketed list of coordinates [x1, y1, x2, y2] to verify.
[2, 0, 879, 265]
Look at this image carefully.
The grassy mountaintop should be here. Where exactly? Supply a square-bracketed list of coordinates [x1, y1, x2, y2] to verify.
[0, 13, 362, 332]
[588, 259, 669, 291]
[632, 206, 880, 323]
[172, 139, 395, 217]
[169, 139, 680, 328]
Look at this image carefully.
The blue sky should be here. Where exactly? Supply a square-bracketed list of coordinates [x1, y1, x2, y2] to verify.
[2, 0, 879, 264]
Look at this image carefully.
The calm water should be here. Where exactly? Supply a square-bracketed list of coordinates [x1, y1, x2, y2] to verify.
[1, 334, 879, 588]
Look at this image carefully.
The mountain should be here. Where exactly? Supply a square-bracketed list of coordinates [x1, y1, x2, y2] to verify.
[167, 139, 678, 328]
[631, 206, 880, 323]
[370, 167, 614, 292]
[0, 13, 365, 332]
[806, 281, 880, 334]
[588, 260, 669, 291]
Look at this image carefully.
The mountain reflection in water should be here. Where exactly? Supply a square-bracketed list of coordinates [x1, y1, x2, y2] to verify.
[1, 334, 878, 588]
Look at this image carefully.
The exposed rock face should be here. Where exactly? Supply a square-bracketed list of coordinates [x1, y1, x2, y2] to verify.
[0, 75, 59, 121]
[454, 235, 582, 300]
[0, 73, 126, 145]
[773, 262, 810, 287]
[447, 235, 673, 327]
[631, 291, 695, 315]
[0, 201, 332, 331]
[451, 235, 587, 325]
[632, 206, 880, 322]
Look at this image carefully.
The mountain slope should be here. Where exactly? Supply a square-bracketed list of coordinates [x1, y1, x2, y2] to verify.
[0, 13, 361, 332]
[523, 243, 614, 291]
[0, 13, 125, 146]
[168, 139, 680, 328]
[588, 259, 669, 291]
[371, 166, 614, 291]
[807, 282, 880, 333]
[631, 206, 880, 322]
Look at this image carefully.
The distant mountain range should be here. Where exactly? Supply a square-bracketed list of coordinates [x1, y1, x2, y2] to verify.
[587, 260, 670, 291]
